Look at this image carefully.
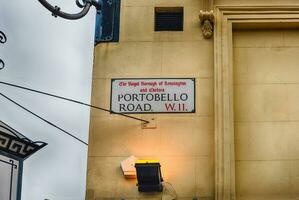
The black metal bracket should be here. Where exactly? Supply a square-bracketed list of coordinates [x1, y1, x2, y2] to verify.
[0, 158, 17, 200]
[38, 0, 101, 20]
[0, 158, 17, 168]
[0, 31, 7, 70]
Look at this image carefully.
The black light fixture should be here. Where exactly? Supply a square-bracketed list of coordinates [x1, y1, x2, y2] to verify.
[38, 0, 101, 20]
[135, 160, 163, 192]
[0, 31, 7, 70]
[37, 0, 121, 43]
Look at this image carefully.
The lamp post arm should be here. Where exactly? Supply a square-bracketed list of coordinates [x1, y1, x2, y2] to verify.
[0, 31, 7, 70]
[38, 0, 100, 20]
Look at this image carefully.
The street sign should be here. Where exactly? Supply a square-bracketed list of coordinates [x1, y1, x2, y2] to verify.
[110, 78, 195, 113]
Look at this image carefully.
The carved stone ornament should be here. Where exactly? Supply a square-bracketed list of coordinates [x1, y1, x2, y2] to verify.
[199, 10, 215, 39]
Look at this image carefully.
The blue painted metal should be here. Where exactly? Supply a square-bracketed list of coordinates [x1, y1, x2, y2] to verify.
[95, 0, 120, 44]
[16, 160, 23, 200]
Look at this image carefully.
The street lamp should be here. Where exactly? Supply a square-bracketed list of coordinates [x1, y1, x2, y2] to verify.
[38, 0, 101, 20]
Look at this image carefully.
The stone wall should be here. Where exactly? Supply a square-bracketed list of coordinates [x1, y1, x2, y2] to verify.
[86, 0, 214, 199]
[233, 30, 299, 199]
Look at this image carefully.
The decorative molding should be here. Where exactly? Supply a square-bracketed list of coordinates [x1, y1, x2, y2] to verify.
[199, 10, 215, 39]
[0, 130, 46, 160]
[0, 121, 47, 160]
[214, 6, 299, 200]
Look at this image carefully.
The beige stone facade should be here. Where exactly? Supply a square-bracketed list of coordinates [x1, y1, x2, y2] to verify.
[86, 1, 299, 200]
[234, 30, 299, 199]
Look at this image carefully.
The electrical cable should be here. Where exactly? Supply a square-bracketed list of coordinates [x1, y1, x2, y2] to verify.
[0, 125, 26, 140]
[0, 81, 149, 124]
[0, 92, 88, 146]
[1, 119, 31, 140]
[162, 181, 178, 200]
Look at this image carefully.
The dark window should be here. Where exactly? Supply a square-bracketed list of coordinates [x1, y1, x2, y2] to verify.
[155, 7, 184, 31]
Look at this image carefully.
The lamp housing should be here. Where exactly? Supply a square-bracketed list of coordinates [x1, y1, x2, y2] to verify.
[135, 160, 163, 192]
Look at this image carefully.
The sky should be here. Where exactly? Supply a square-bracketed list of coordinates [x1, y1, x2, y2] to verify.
[0, 1, 96, 199]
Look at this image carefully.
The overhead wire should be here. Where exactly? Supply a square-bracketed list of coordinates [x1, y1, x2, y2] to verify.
[0, 81, 149, 124]
[0, 92, 88, 146]
[0, 81, 150, 145]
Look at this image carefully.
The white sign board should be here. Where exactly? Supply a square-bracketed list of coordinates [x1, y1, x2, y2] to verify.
[110, 78, 195, 113]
